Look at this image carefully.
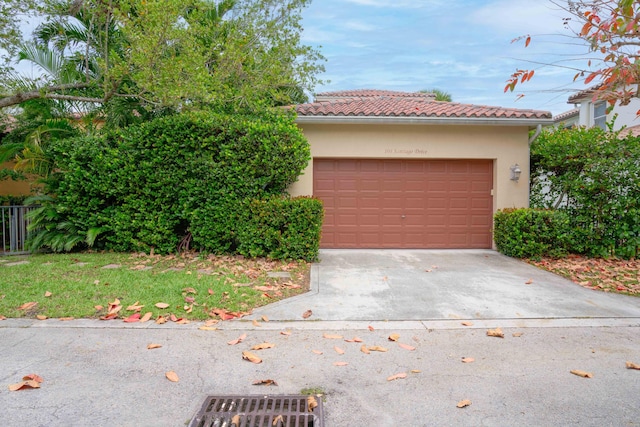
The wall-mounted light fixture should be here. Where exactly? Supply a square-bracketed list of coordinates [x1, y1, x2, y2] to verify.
[510, 164, 522, 182]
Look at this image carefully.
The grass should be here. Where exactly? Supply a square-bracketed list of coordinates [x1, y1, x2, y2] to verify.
[0, 251, 310, 320]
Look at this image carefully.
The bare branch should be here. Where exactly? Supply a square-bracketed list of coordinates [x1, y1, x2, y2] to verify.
[0, 82, 94, 108]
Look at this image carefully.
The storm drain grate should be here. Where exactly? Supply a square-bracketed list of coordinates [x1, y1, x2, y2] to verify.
[189, 394, 324, 427]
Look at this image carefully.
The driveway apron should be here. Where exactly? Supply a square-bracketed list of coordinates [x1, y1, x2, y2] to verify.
[248, 249, 640, 322]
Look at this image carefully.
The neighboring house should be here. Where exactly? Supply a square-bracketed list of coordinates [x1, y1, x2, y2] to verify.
[289, 89, 553, 249]
[552, 108, 579, 129]
[564, 84, 640, 133]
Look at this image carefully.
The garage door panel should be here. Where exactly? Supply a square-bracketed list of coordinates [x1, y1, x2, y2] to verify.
[314, 159, 493, 248]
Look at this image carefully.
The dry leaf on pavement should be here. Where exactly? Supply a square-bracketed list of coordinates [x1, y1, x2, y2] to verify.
[333, 361, 348, 366]
[312, 350, 323, 355]
[147, 343, 162, 349]
[360, 345, 370, 355]
[8, 380, 41, 391]
[302, 310, 313, 319]
[368, 325, 375, 331]
[242, 351, 262, 364]
[261, 315, 269, 322]
[334, 346, 345, 355]
[398, 343, 416, 351]
[199, 326, 218, 331]
[368, 346, 388, 352]
[388, 333, 400, 342]
[462, 357, 475, 363]
[252, 379, 278, 386]
[251, 342, 275, 351]
[344, 337, 363, 343]
[570, 370, 593, 378]
[22, 374, 43, 383]
[139, 312, 153, 323]
[36, 315, 47, 320]
[487, 328, 504, 338]
[322, 333, 343, 339]
[387, 372, 407, 381]
[461, 321, 473, 326]
[165, 371, 180, 382]
[626, 361, 640, 370]
[457, 399, 472, 408]
[228, 333, 247, 345]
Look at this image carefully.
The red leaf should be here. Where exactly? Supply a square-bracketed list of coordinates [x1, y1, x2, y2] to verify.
[123, 313, 141, 323]
[524, 35, 531, 47]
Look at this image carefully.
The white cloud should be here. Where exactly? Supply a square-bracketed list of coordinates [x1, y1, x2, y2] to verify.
[469, 0, 567, 36]
[344, 20, 377, 32]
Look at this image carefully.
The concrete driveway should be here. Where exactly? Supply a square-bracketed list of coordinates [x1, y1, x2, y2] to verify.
[248, 249, 640, 327]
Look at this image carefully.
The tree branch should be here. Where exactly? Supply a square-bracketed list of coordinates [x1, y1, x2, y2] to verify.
[0, 82, 94, 108]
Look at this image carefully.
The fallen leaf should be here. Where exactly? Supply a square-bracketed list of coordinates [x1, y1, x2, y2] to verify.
[302, 309, 313, 319]
[208, 288, 214, 295]
[368, 346, 388, 352]
[457, 399, 472, 408]
[184, 297, 195, 304]
[139, 312, 153, 323]
[0, 315, 6, 320]
[312, 349, 323, 355]
[251, 342, 275, 350]
[487, 328, 504, 338]
[411, 370, 422, 373]
[123, 313, 140, 323]
[398, 342, 416, 351]
[334, 346, 345, 355]
[512, 332, 524, 337]
[36, 315, 47, 320]
[253, 379, 278, 386]
[231, 415, 241, 426]
[261, 315, 269, 322]
[100, 313, 118, 320]
[147, 343, 162, 349]
[44, 291, 52, 297]
[322, 333, 343, 339]
[8, 380, 40, 391]
[22, 374, 43, 383]
[199, 326, 218, 331]
[242, 351, 262, 364]
[461, 321, 474, 327]
[155, 315, 167, 324]
[169, 314, 178, 322]
[183, 287, 197, 294]
[58, 317, 74, 321]
[626, 361, 640, 370]
[570, 370, 593, 378]
[126, 301, 144, 311]
[462, 357, 475, 363]
[525, 279, 534, 284]
[204, 319, 219, 327]
[307, 395, 318, 412]
[388, 333, 400, 342]
[360, 345, 370, 355]
[165, 371, 180, 382]
[252, 319, 261, 327]
[155, 302, 170, 309]
[175, 318, 189, 324]
[18, 301, 38, 310]
[368, 325, 375, 331]
[273, 414, 284, 426]
[333, 361, 348, 366]
[344, 337, 363, 343]
[280, 331, 291, 336]
[387, 372, 407, 381]
[228, 333, 247, 346]
[94, 305, 103, 311]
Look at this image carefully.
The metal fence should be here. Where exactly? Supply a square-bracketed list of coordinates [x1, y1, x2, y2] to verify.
[1, 206, 35, 255]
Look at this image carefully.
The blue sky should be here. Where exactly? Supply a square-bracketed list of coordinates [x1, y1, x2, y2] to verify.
[300, 0, 593, 116]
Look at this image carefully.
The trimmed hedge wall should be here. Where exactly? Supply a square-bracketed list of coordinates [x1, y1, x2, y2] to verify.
[29, 109, 323, 260]
[494, 208, 573, 259]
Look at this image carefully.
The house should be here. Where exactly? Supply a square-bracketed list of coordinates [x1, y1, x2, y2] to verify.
[289, 89, 553, 249]
[563, 84, 640, 133]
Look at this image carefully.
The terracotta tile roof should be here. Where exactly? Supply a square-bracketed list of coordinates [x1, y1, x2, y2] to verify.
[316, 89, 436, 101]
[296, 95, 552, 120]
[553, 108, 579, 123]
[622, 124, 640, 137]
[568, 84, 605, 103]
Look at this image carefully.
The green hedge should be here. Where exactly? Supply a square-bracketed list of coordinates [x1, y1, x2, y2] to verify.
[28, 108, 320, 260]
[494, 208, 573, 259]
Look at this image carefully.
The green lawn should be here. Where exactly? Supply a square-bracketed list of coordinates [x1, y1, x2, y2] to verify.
[0, 252, 309, 321]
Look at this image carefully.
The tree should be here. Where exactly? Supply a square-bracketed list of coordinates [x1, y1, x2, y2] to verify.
[420, 88, 452, 102]
[0, 0, 325, 114]
[506, 0, 640, 109]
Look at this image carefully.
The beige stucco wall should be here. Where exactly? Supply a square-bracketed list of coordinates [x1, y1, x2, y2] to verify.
[0, 162, 33, 197]
[289, 122, 531, 213]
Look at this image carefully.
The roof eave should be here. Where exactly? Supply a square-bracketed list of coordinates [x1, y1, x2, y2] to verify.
[295, 115, 554, 127]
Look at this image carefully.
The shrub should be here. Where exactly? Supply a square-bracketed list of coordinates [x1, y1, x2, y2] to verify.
[35, 108, 316, 259]
[530, 126, 640, 258]
[494, 208, 573, 259]
[235, 196, 323, 261]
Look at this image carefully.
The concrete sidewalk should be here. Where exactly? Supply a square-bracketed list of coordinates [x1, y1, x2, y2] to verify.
[247, 250, 640, 326]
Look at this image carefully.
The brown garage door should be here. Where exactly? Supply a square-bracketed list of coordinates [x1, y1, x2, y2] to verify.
[314, 159, 493, 249]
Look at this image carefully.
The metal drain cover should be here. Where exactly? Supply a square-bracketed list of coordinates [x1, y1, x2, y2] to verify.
[189, 394, 324, 427]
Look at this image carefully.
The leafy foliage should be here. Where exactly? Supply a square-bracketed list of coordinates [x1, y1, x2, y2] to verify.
[527, 126, 640, 258]
[494, 208, 573, 259]
[35, 108, 320, 260]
